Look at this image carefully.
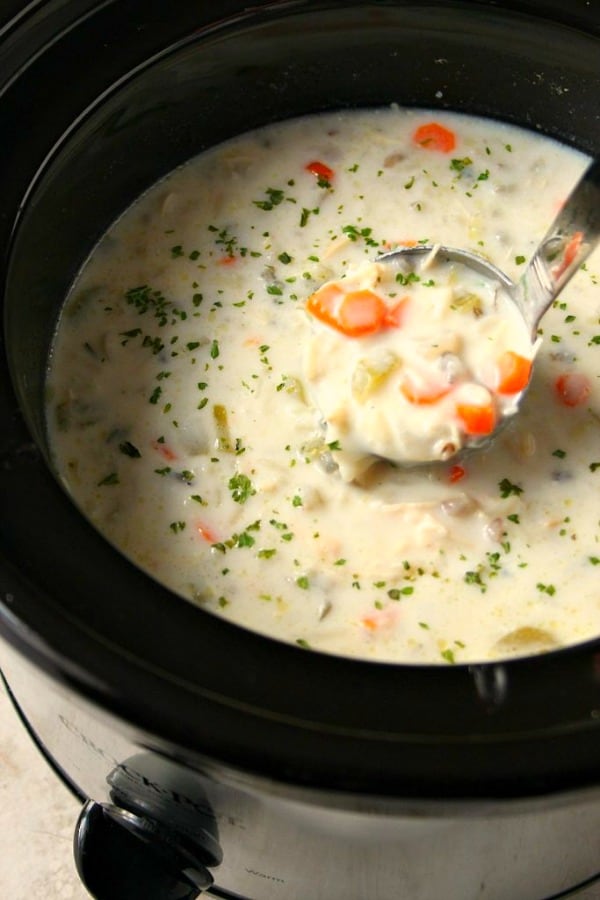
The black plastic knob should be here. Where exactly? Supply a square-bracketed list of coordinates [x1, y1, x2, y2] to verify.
[74, 799, 214, 900]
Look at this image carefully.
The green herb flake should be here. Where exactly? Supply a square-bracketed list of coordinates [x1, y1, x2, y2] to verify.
[537, 582, 556, 596]
[98, 472, 119, 486]
[228, 473, 256, 504]
[253, 187, 285, 211]
[119, 441, 141, 458]
[450, 157, 473, 173]
[499, 477, 524, 498]
[258, 548, 277, 559]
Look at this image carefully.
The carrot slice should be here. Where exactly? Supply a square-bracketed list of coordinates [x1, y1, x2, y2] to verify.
[152, 440, 177, 461]
[306, 283, 345, 329]
[383, 296, 409, 328]
[413, 122, 456, 153]
[305, 160, 335, 182]
[400, 376, 450, 405]
[337, 290, 388, 336]
[456, 401, 496, 435]
[553, 230, 583, 280]
[448, 464, 466, 484]
[554, 372, 591, 407]
[307, 285, 389, 337]
[197, 522, 218, 543]
[497, 351, 532, 394]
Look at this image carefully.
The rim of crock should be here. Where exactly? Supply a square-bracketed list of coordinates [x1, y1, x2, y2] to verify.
[1, 0, 600, 800]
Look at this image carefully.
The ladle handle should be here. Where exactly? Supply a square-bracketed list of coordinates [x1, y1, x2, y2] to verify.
[514, 158, 600, 337]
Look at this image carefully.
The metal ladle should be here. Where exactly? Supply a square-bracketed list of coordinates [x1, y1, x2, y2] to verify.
[375, 157, 600, 456]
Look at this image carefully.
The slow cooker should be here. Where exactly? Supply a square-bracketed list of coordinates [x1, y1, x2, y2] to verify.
[1, 1, 600, 897]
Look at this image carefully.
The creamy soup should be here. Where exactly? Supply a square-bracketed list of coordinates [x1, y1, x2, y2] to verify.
[304, 252, 536, 474]
[47, 108, 600, 664]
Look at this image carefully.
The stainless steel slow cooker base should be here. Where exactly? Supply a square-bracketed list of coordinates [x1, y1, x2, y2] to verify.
[3, 643, 600, 900]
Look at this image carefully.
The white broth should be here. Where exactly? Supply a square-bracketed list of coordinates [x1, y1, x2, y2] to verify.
[47, 108, 600, 664]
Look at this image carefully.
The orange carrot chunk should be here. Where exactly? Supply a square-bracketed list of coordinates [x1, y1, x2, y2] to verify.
[307, 285, 392, 337]
[152, 440, 177, 461]
[456, 401, 496, 435]
[497, 351, 532, 394]
[306, 283, 345, 329]
[400, 372, 450, 405]
[337, 290, 388, 336]
[383, 296, 409, 328]
[197, 522, 218, 543]
[554, 372, 591, 407]
[448, 464, 466, 484]
[553, 230, 583, 279]
[305, 160, 335, 182]
[413, 122, 456, 153]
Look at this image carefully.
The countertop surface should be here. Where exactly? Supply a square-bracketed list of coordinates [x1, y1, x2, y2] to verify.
[1, 677, 600, 900]
[0, 680, 88, 898]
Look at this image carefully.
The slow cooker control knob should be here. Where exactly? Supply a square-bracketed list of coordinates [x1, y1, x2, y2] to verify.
[74, 799, 216, 899]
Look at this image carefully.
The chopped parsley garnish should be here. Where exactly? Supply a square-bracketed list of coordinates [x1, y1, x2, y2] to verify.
[119, 441, 141, 458]
[450, 157, 472, 172]
[98, 472, 119, 486]
[499, 477, 524, 498]
[253, 187, 285, 211]
[228, 473, 256, 504]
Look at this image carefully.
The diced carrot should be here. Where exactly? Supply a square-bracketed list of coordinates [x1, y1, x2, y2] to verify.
[383, 296, 409, 328]
[197, 522, 218, 543]
[305, 160, 335, 182]
[553, 230, 583, 280]
[306, 283, 346, 330]
[152, 440, 177, 461]
[382, 239, 417, 250]
[456, 401, 496, 435]
[413, 122, 456, 153]
[217, 255, 237, 266]
[337, 289, 389, 336]
[497, 351, 532, 394]
[307, 285, 384, 337]
[361, 616, 378, 631]
[448, 464, 466, 483]
[400, 375, 450, 405]
[554, 371, 591, 407]
[307, 283, 406, 337]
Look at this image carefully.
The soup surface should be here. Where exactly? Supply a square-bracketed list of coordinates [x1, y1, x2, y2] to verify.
[47, 108, 600, 664]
